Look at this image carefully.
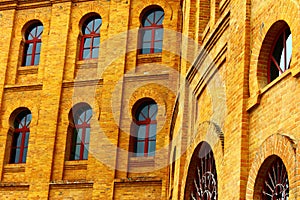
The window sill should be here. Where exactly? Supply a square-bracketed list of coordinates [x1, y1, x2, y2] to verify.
[76, 59, 98, 68]
[137, 53, 162, 64]
[3, 163, 26, 173]
[129, 156, 155, 167]
[64, 160, 88, 170]
[18, 66, 38, 75]
[247, 70, 291, 111]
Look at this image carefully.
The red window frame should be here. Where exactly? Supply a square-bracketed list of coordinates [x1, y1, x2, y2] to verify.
[10, 111, 31, 164]
[23, 23, 43, 66]
[134, 102, 158, 157]
[70, 107, 92, 160]
[79, 16, 102, 60]
[139, 9, 164, 54]
[268, 26, 292, 83]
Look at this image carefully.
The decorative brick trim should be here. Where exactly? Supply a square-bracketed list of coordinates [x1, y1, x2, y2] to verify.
[0, 183, 29, 189]
[62, 79, 103, 88]
[64, 160, 88, 170]
[4, 83, 43, 92]
[49, 180, 93, 189]
[17, 66, 38, 75]
[3, 164, 26, 173]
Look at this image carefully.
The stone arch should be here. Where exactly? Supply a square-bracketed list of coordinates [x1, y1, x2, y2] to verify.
[246, 133, 296, 200]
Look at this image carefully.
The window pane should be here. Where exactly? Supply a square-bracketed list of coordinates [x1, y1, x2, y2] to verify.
[141, 42, 151, 54]
[149, 104, 157, 119]
[285, 33, 292, 70]
[22, 147, 28, 163]
[83, 26, 90, 34]
[20, 116, 26, 127]
[137, 125, 146, 139]
[154, 41, 162, 53]
[92, 48, 99, 59]
[85, 129, 90, 143]
[143, 30, 152, 42]
[155, 29, 163, 41]
[25, 132, 30, 146]
[83, 49, 90, 59]
[34, 54, 40, 65]
[141, 105, 149, 118]
[94, 19, 102, 33]
[138, 111, 146, 121]
[156, 11, 164, 25]
[86, 109, 92, 123]
[36, 42, 41, 53]
[143, 18, 151, 27]
[83, 145, 89, 159]
[136, 141, 145, 156]
[36, 25, 43, 38]
[15, 148, 20, 163]
[87, 20, 94, 32]
[26, 43, 33, 54]
[26, 114, 32, 126]
[147, 12, 154, 24]
[75, 145, 81, 160]
[76, 129, 83, 143]
[93, 37, 100, 47]
[149, 124, 157, 138]
[27, 33, 33, 40]
[16, 133, 22, 147]
[148, 141, 156, 156]
[25, 55, 32, 66]
[84, 38, 91, 48]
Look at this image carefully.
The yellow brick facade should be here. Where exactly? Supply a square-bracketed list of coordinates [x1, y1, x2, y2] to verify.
[0, 0, 299, 199]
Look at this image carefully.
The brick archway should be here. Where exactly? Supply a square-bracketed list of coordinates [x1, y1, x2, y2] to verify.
[180, 122, 224, 200]
[246, 134, 296, 200]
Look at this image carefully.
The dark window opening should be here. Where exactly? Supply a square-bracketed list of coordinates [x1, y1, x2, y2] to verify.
[268, 27, 292, 82]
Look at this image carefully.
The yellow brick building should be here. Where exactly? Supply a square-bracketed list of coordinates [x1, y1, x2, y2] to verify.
[0, 0, 298, 199]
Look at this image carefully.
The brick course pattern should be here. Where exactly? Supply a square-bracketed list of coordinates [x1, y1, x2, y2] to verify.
[0, 0, 299, 199]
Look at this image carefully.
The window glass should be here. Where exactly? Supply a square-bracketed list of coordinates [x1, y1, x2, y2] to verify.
[140, 8, 164, 54]
[269, 27, 292, 82]
[133, 101, 158, 157]
[23, 23, 43, 66]
[70, 105, 92, 160]
[80, 15, 102, 60]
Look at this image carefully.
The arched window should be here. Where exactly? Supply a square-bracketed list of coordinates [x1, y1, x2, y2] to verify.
[79, 15, 102, 60]
[23, 22, 43, 66]
[69, 104, 92, 160]
[139, 7, 164, 54]
[133, 100, 158, 157]
[10, 109, 32, 163]
[184, 142, 218, 200]
[254, 156, 289, 199]
[268, 26, 292, 82]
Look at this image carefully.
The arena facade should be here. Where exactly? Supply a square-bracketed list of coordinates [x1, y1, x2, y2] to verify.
[0, 0, 298, 199]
